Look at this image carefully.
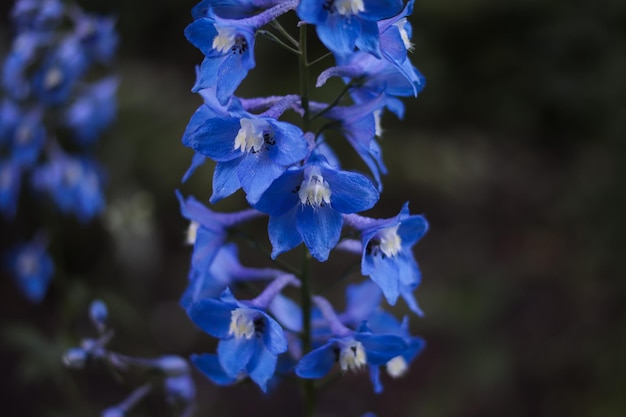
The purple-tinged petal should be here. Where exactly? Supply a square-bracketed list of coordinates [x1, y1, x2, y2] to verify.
[187, 298, 233, 338]
[211, 159, 242, 203]
[246, 340, 277, 392]
[268, 207, 302, 259]
[295, 342, 336, 379]
[296, 204, 343, 262]
[218, 336, 256, 377]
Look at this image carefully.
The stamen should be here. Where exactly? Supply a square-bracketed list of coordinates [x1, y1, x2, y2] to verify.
[234, 118, 271, 153]
[228, 308, 256, 339]
[378, 224, 401, 258]
[212, 27, 238, 53]
[335, 0, 365, 16]
[185, 221, 199, 245]
[386, 355, 408, 378]
[394, 19, 414, 52]
[298, 167, 332, 208]
[338, 341, 367, 372]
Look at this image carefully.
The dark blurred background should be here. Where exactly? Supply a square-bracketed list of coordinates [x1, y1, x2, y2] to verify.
[1, 0, 625, 416]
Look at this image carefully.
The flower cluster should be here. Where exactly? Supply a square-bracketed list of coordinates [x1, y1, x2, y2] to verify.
[63, 300, 196, 417]
[179, 0, 428, 407]
[1, 0, 118, 302]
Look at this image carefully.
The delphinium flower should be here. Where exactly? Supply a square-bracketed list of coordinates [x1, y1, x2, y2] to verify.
[178, 0, 431, 414]
[0, 0, 118, 301]
[342, 203, 429, 315]
[3, 235, 54, 303]
[189, 274, 299, 391]
[63, 300, 196, 417]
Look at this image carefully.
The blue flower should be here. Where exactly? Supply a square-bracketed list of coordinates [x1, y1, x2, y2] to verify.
[0, 103, 46, 167]
[32, 36, 90, 106]
[295, 296, 407, 379]
[73, 11, 119, 64]
[188, 275, 297, 391]
[186, 14, 257, 105]
[344, 202, 428, 315]
[0, 160, 22, 218]
[1, 32, 44, 100]
[31, 151, 105, 222]
[297, 0, 403, 58]
[11, 0, 65, 32]
[182, 99, 308, 204]
[65, 77, 118, 146]
[253, 155, 379, 261]
[4, 237, 54, 303]
[176, 190, 263, 283]
[180, 243, 282, 309]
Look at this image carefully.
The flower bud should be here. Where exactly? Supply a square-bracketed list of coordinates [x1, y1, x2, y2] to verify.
[63, 347, 88, 369]
[89, 299, 108, 332]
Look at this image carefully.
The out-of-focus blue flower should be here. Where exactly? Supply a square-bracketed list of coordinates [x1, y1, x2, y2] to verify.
[1, 32, 44, 100]
[11, 0, 65, 31]
[73, 12, 119, 64]
[65, 77, 117, 145]
[3, 106, 47, 167]
[344, 203, 428, 315]
[182, 100, 308, 204]
[253, 155, 379, 261]
[31, 151, 105, 222]
[295, 296, 407, 379]
[32, 36, 89, 105]
[0, 160, 22, 218]
[297, 0, 403, 58]
[4, 237, 54, 303]
[89, 299, 108, 333]
[164, 373, 196, 406]
[188, 275, 298, 391]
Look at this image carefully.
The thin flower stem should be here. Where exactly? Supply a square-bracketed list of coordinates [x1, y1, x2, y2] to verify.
[312, 82, 352, 121]
[308, 51, 333, 67]
[258, 30, 301, 56]
[270, 20, 300, 49]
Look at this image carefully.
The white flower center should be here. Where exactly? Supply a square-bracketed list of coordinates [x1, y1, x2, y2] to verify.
[386, 355, 408, 378]
[234, 118, 272, 153]
[185, 221, 199, 245]
[374, 110, 383, 137]
[339, 341, 367, 372]
[298, 167, 331, 208]
[228, 308, 256, 339]
[378, 224, 402, 258]
[335, 0, 365, 16]
[44, 67, 63, 89]
[212, 26, 238, 53]
[64, 161, 83, 186]
[394, 19, 414, 52]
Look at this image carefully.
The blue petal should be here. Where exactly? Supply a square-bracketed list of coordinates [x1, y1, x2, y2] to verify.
[268, 208, 302, 259]
[317, 14, 360, 57]
[323, 168, 379, 213]
[355, 19, 381, 58]
[216, 53, 251, 105]
[254, 169, 302, 215]
[296, 205, 343, 261]
[192, 56, 219, 92]
[211, 159, 242, 203]
[403, 336, 426, 363]
[247, 340, 278, 392]
[184, 18, 219, 56]
[238, 152, 285, 205]
[369, 365, 383, 393]
[362, 0, 403, 20]
[217, 336, 256, 377]
[344, 281, 382, 324]
[362, 251, 400, 305]
[268, 120, 308, 165]
[261, 312, 288, 355]
[182, 152, 207, 183]
[269, 293, 303, 332]
[398, 215, 428, 247]
[191, 353, 237, 385]
[187, 298, 233, 338]
[295, 342, 336, 379]
[355, 333, 407, 366]
[183, 117, 241, 162]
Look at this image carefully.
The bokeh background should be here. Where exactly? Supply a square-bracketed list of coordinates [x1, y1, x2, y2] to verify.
[1, 0, 625, 416]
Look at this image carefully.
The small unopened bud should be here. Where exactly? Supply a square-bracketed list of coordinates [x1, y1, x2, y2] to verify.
[63, 347, 88, 369]
[155, 355, 190, 377]
[89, 299, 108, 332]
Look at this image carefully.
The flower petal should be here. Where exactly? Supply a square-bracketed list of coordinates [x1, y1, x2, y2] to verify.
[295, 342, 336, 379]
[217, 336, 256, 377]
[296, 204, 343, 261]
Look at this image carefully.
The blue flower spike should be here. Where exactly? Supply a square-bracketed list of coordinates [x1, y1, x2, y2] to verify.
[89, 299, 108, 333]
[4, 236, 54, 303]
[189, 274, 300, 391]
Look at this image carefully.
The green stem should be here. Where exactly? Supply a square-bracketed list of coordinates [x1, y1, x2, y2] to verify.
[258, 30, 301, 56]
[312, 82, 352, 121]
[270, 20, 300, 49]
